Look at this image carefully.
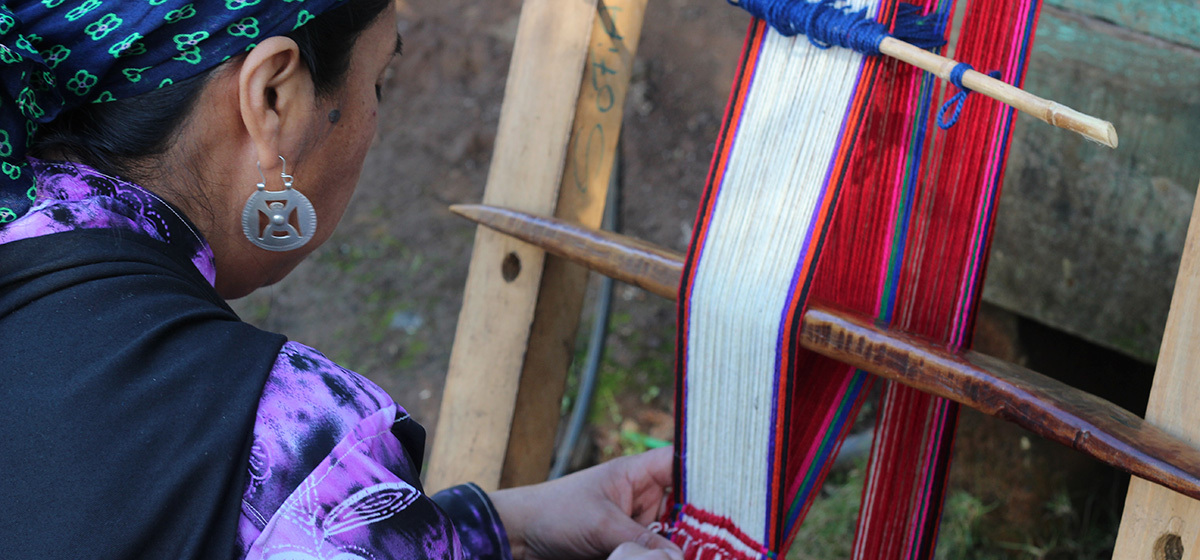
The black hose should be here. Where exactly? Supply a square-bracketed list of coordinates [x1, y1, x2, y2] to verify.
[549, 141, 623, 479]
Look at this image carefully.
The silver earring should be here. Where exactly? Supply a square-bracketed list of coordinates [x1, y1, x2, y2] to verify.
[241, 155, 317, 252]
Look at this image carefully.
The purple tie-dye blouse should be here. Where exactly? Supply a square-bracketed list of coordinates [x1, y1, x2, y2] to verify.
[1, 159, 511, 560]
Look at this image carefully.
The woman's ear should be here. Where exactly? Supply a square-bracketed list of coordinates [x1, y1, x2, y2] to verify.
[237, 36, 314, 174]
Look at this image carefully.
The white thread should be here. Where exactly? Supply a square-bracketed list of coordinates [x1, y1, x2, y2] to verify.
[682, 0, 878, 548]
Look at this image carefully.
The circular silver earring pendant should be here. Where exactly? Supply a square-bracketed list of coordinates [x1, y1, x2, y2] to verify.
[241, 156, 317, 252]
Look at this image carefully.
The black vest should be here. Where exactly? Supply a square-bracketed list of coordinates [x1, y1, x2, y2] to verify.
[0, 228, 286, 559]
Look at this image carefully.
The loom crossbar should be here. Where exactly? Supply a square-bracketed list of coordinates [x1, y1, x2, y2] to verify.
[449, 203, 1200, 503]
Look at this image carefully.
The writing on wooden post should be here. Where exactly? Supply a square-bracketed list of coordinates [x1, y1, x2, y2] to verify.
[500, 0, 650, 488]
[424, 0, 600, 494]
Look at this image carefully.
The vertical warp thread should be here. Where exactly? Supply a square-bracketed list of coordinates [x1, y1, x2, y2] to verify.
[674, 0, 1039, 557]
[678, 3, 877, 552]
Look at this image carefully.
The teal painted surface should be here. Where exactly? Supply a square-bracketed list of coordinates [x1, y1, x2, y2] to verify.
[1033, 9, 1200, 183]
[982, 6, 1200, 361]
[1047, 0, 1200, 50]
[1038, 12, 1200, 90]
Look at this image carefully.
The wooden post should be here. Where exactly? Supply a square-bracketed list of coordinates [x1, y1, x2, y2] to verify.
[426, 0, 649, 493]
[1113, 181, 1200, 560]
[424, 0, 598, 494]
[500, 0, 649, 489]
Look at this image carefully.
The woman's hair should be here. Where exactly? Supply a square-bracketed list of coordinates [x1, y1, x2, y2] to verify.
[31, 0, 392, 180]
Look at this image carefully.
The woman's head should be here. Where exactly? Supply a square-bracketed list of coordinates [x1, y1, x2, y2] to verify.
[32, 0, 395, 177]
[7, 0, 400, 298]
[215, 5, 401, 296]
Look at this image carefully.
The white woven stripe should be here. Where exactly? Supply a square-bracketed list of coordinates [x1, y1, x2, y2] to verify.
[683, 0, 876, 544]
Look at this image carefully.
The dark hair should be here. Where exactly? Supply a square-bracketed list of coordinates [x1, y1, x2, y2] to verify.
[31, 0, 392, 180]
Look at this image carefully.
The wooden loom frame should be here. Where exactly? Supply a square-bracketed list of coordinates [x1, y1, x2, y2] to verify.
[426, 0, 648, 492]
[425, 1, 1200, 558]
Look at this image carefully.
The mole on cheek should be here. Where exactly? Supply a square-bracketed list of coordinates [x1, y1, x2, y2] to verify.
[328, 109, 341, 124]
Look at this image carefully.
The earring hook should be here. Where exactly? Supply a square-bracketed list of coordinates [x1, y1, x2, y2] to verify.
[279, 155, 294, 187]
[255, 157, 294, 189]
[255, 161, 267, 188]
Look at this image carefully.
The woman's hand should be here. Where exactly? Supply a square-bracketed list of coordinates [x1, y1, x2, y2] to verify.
[489, 447, 682, 560]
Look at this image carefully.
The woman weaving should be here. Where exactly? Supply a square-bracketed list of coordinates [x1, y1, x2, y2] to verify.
[0, 2, 680, 559]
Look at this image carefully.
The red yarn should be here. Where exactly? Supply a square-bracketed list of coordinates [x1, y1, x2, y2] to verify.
[670, 504, 770, 560]
[672, 0, 1041, 558]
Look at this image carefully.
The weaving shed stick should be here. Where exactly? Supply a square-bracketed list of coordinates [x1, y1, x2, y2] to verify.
[728, 0, 1118, 148]
[877, 38, 1117, 148]
[1113, 180, 1200, 559]
[450, 203, 1200, 503]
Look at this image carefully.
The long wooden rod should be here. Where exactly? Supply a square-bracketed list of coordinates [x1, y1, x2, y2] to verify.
[879, 38, 1117, 148]
[450, 203, 1200, 500]
[722, 1, 1117, 148]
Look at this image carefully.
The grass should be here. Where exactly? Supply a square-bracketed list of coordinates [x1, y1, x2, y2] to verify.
[783, 465, 1002, 560]
[556, 292, 677, 461]
[782, 463, 1120, 560]
[788, 464, 867, 560]
[935, 491, 1000, 559]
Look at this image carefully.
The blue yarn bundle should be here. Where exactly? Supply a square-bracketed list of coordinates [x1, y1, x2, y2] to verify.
[936, 63, 1001, 129]
[732, 0, 1006, 129]
[733, 0, 947, 55]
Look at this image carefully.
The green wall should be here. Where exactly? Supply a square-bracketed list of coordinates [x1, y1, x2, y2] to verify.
[983, 1, 1200, 360]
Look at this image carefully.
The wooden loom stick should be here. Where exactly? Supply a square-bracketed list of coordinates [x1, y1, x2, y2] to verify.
[454, 205, 681, 299]
[424, 0, 600, 494]
[878, 38, 1118, 148]
[1113, 181, 1200, 559]
[722, 1, 1118, 147]
[449, 204, 1200, 501]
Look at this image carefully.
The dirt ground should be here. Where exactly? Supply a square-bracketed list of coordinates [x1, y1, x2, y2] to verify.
[232, 1, 1134, 556]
